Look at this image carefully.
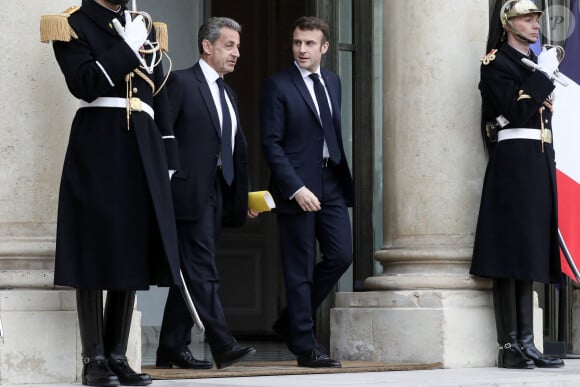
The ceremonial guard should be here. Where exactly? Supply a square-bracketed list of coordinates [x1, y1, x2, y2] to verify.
[470, 0, 564, 369]
[41, 0, 180, 385]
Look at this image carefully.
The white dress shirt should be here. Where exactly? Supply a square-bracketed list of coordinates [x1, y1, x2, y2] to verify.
[294, 61, 332, 159]
[289, 62, 334, 199]
[199, 58, 237, 155]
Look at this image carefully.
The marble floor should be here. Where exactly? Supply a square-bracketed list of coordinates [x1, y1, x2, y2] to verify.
[8, 360, 580, 387]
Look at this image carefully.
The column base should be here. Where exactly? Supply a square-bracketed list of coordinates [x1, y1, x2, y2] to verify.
[0, 289, 142, 385]
[330, 290, 543, 368]
[570, 288, 580, 354]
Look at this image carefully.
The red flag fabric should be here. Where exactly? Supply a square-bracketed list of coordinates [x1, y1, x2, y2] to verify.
[557, 170, 580, 280]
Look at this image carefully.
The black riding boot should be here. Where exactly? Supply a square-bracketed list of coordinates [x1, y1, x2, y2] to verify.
[77, 289, 120, 387]
[515, 280, 564, 368]
[104, 291, 152, 386]
[493, 279, 534, 369]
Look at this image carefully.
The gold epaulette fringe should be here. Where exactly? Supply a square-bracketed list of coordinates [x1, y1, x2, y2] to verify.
[153, 22, 169, 52]
[40, 6, 80, 43]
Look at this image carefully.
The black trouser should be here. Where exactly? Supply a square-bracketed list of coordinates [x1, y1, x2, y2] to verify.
[158, 175, 235, 355]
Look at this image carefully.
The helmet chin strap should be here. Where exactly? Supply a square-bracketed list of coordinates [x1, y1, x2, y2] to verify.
[506, 22, 535, 45]
[515, 32, 535, 45]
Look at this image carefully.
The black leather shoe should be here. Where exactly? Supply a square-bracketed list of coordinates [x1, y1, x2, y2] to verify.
[272, 318, 296, 355]
[497, 343, 535, 369]
[82, 356, 120, 387]
[108, 355, 152, 386]
[520, 343, 565, 368]
[155, 349, 213, 369]
[213, 343, 256, 369]
[297, 348, 341, 368]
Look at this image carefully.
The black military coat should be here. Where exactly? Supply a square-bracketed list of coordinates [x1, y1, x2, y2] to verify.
[51, 1, 180, 290]
[470, 44, 561, 284]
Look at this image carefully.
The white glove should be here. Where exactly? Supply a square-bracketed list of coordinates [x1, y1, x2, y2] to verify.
[537, 47, 559, 79]
[121, 11, 148, 54]
[169, 170, 175, 180]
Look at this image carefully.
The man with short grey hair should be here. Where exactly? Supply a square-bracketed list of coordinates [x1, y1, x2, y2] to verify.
[156, 16, 257, 370]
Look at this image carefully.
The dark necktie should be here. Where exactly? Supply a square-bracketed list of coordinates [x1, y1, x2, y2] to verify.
[216, 78, 234, 185]
[309, 73, 341, 164]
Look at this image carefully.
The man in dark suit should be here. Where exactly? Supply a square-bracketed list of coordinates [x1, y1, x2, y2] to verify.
[156, 17, 257, 370]
[260, 16, 354, 368]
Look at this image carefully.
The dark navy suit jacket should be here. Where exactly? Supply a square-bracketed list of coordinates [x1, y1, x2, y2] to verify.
[260, 64, 354, 214]
[167, 63, 249, 226]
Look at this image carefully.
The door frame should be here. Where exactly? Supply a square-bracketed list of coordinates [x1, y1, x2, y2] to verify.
[316, 0, 376, 290]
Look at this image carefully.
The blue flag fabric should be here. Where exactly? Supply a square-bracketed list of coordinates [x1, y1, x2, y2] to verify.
[560, 0, 580, 83]
[531, 0, 542, 55]
[530, 39, 542, 56]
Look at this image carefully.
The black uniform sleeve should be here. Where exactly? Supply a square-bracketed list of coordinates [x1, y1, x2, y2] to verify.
[53, 35, 140, 102]
[480, 58, 554, 128]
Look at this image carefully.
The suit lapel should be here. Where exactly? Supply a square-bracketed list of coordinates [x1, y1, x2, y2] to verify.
[192, 63, 221, 137]
[321, 68, 341, 130]
[288, 65, 321, 125]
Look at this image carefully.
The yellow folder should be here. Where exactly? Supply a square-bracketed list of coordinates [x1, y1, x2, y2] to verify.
[248, 190, 276, 212]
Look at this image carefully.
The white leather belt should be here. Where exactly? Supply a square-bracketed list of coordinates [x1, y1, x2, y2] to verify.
[79, 97, 154, 120]
[497, 128, 552, 144]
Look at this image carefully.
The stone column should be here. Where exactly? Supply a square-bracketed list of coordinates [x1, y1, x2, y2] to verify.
[0, 2, 140, 384]
[331, 0, 542, 368]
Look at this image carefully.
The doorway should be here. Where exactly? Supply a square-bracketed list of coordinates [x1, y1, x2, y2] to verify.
[210, 0, 309, 336]
[136, 0, 379, 343]
[135, 0, 310, 338]
[211, 0, 378, 342]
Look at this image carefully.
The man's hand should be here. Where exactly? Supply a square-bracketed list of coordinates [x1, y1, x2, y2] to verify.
[294, 187, 321, 212]
[247, 209, 259, 219]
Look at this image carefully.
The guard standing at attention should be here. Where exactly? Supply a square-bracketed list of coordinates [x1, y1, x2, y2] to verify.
[41, 0, 180, 385]
[470, 0, 564, 370]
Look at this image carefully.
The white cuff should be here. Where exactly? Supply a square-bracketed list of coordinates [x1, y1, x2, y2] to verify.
[290, 186, 305, 200]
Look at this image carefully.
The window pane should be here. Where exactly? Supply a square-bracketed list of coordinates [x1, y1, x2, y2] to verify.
[339, 51, 353, 165]
[373, 0, 384, 274]
[338, 0, 353, 44]
[138, 0, 204, 69]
